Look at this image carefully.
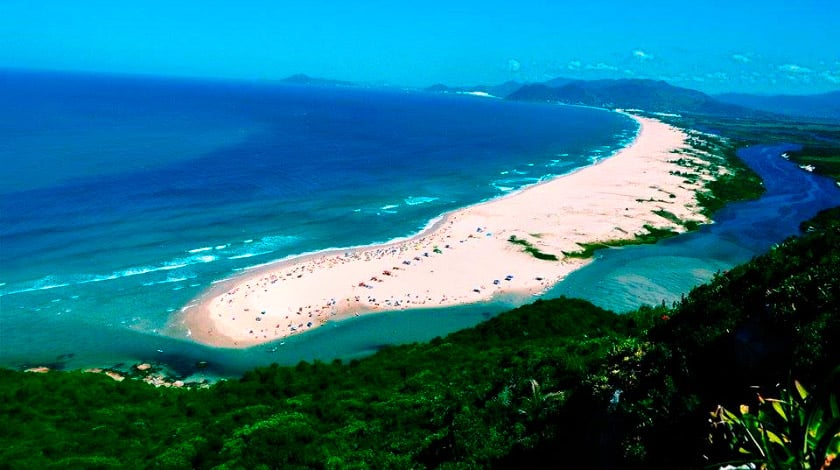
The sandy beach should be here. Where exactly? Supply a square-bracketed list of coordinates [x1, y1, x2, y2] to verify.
[175, 114, 725, 348]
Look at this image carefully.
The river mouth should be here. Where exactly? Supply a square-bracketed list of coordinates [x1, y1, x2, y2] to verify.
[545, 143, 840, 312]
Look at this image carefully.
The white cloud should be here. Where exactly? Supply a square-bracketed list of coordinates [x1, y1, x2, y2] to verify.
[706, 72, 729, 80]
[731, 54, 751, 63]
[778, 64, 813, 74]
[567, 60, 581, 70]
[821, 71, 840, 83]
[507, 59, 521, 72]
[585, 62, 618, 71]
[633, 49, 654, 60]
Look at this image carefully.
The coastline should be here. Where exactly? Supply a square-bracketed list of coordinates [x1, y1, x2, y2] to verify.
[173, 113, 724, 348]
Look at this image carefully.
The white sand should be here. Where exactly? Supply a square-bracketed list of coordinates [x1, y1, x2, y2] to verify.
[173, 114, 722, 347]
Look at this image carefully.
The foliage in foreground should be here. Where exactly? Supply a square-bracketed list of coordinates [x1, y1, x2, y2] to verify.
[710, 378, 840, 469]
[0, 207, 838, 468]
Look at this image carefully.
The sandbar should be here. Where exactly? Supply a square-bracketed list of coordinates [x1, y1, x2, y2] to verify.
[173, 114, 725, 348]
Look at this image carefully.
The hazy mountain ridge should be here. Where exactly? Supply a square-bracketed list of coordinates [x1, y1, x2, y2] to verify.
[424, 80, 523, 98]
[279, 73, 356, 87]
[715, 90, 840, 121]
[505, 78, 760, 116]
[282, 73, 838, 121]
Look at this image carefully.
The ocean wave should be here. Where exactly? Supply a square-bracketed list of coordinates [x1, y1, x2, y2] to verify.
[101, 254, 217, 281]
[0, 278, 71, 296]
[381, 204, 399, 210]
[187, 246, 213, 254]
[491, 177, 542, 192]
[222, 235, 300, 261]
[142, 275, 194, 287]
[404, 196, 439, 206]
[0, 253, 219, 297]
[228, 251, 274, 260]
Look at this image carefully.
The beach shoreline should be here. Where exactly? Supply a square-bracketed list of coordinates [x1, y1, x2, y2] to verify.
[171, 113, 723, 348]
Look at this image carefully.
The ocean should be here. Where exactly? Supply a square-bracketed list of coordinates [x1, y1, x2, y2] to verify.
[0, 70, 635, 375]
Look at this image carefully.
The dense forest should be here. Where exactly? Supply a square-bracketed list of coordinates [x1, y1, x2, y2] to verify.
[1, 206, 838, 468]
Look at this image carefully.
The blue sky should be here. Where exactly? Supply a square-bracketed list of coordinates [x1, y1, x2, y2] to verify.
[1, 0, 838, 94]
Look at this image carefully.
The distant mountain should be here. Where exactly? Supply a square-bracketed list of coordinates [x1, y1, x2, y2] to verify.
[424, 80, 523, 98]
[542, 76, 576, 88]
[715, 91, 840, 121]
[507, 78, 758, 116]
[279, 74, 355, 87]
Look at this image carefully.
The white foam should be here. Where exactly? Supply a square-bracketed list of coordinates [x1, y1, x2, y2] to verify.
[228, 251, 274, 260]
[142, 276, 192, 287]
[0, 280, 71, 297]
[187, 246, 213, 254]
[381, 204, 399, 210]
[4, 253, 221, 296]
[404, 196, 439, 206]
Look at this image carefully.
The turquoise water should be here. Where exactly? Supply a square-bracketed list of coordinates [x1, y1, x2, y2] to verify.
[0, 70, 635, 375]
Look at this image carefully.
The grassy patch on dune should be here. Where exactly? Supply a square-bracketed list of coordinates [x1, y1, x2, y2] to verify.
[508, 235, 559, 261]
[652, 209, 700, 231]
[563, 224, 680, 259]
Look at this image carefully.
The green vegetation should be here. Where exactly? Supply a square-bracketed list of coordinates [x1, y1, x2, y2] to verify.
[563, 224, 679, 259]
[710, 379, 840, 469]
[2, 207, 837, 468]
[687, 131, 766, 217]
[655, 112, 840, 185]
[651, 208, 700, 231]
[787, 147, 840, 182]
[508, 235, 559, 261]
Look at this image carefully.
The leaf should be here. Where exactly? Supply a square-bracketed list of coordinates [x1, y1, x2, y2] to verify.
[765, 430, 785, 446]
[722, 407, 740, 423]
[794, 380, 808, 401]
[771, 400, 788, 421]
[813, 422, 840, 462]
